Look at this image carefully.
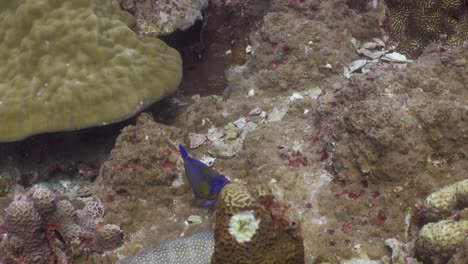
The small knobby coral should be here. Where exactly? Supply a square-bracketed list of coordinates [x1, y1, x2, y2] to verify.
[0, 184, 123, 264]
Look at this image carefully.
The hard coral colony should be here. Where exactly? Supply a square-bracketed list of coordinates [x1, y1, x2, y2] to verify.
[0, 185, 123, 263]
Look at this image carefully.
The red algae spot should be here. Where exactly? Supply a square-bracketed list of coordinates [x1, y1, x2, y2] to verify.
[279, 150, 308, 167]
[371, 191, 381, 199]
[319, 152, 329, 162]
[331, 178, 352, 187]
[377, 210, 387, 227]
[341, 223, 353, 234]
[311, 123, 331, 146]
[161, 159, 176, 169]
[360, 180, 368, 188]
[347, 191, 361, 200]
[335, 190, 364, 200]
[305, 202, 313, 209]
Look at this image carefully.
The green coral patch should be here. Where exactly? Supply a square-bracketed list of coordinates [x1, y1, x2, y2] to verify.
[0, 0, 182, 142]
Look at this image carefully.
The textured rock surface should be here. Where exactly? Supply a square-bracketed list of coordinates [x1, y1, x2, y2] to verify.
[212, 183, 304, 264]
[95, 114, 213, 263]
[117, 0, 209, 36]
[0, 0, 182, 142]
[383, 0, 468, 56]
[316, 44, 468, 182]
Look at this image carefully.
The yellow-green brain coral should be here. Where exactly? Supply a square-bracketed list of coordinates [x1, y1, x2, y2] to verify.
[0, 0, 182, 141]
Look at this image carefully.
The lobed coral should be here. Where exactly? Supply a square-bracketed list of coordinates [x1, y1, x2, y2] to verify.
[0, 0, 182, 142]
[383, 0, 468, 56]
[0, 184, 123, 263]
[212, 183, 304, 264]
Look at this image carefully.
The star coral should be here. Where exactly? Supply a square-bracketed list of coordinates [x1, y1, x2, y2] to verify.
[383, 0, 468, 57]
[0, 184, 123, 263]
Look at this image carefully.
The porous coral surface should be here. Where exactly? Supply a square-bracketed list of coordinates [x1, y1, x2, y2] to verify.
[0, 0, 182, 142]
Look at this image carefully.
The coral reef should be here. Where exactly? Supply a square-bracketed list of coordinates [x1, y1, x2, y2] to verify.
[117, 0, 209, 36]
[212, 183, 304, 264]
[383, 0, 468, 57]
[0, 184, 123, 263]
[0, 0, 182, 142]
[118, 229, 214, 264]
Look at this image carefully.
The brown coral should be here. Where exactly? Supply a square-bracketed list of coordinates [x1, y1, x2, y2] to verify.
[384, 0, 468, 57]
[212, 183, 304, 264]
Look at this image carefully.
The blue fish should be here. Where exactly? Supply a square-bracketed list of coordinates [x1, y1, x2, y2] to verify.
[179, 144, 230, 206]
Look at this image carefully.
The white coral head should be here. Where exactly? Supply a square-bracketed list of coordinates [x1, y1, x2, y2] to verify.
[228, 210, 260, 243]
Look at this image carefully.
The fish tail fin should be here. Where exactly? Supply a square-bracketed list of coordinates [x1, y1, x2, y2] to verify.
[179, 144, 189, 159]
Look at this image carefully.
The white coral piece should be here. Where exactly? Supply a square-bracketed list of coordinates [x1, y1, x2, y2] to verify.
[228, 211, 260, 243]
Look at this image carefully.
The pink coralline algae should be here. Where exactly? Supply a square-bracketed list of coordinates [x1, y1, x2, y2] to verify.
[0, 185, 123, 264]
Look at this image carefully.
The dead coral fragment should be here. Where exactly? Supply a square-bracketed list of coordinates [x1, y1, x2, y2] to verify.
[384, 0, 468, 56]
[212, 183, 304, 264]
[0, 184, 123, 263]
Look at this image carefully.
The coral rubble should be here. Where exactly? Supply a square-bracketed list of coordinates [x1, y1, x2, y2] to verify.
[212, 183, 304, 264]
[384, 0, 468, 56]
[0, 0, 182, 142]
[0, 184, 123, 263]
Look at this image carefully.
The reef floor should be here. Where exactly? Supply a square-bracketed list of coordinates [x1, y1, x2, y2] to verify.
[0, 1, 466, 263]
